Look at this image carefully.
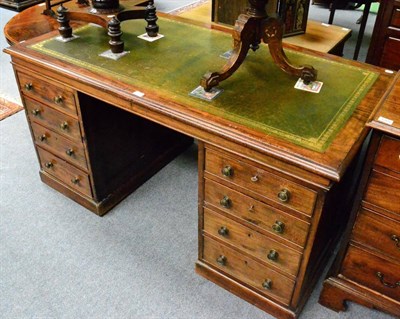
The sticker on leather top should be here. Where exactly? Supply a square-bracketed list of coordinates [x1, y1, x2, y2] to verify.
[294, 78, 323, 93]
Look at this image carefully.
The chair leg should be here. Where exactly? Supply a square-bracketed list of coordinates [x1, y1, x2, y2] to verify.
[353, 1, 371, 60]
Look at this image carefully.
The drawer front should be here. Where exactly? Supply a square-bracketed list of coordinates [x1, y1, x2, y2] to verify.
[391, 7, 400, 28]
[205, 150, 317, 216]
[363, 170, 400, 215]
[374, 135, 400, 173]
[204, 179, 310, 247]
[203, 208, 302, 276]
[37, 147, 92, 198]
[341, 245, 400, 301]
[202, 236, 295, 305]
[31, 122, 88, 171]
[25, 98, 82, 142]
[380, 37, 400, 71]
[352, 208, 400, 260]
[18, 71, 77, 117]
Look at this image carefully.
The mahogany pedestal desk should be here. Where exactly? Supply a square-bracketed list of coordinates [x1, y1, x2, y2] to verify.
[319, 72, 400, 317]
[4, 12, 394, 319]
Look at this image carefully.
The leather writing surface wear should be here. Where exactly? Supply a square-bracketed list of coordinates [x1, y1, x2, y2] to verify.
[31, 18, 378, 152]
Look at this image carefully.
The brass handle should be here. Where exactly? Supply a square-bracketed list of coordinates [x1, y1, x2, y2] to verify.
[251, 175, 259, 182]
[24, 83, 33, 91]
[267, 250, 279, 261]
[272, 221, 285, 234]
[277, 189, 290, 202]
[262, 279, 272, 290]
[38, 134, 47, 142]
[221, 165, 233, 177]
[391, 235, 400, 249]
[60, 121, 69, 130]
[71, 177, 80, 184]
[31, 109, 41, 116]
[216, 255, 227, 266]
[218, 226, 229, 237]
[66, 148, 74, 156]
[220, 196, 231, 208]
[44, 162, 53, 168]
[376, 272, 400, 289]
[54, 95, 63, 104]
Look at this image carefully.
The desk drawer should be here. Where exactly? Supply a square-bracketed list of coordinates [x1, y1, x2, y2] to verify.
[31, 122, 88, 171]
[25, 98, 82, 142]
[203, 208, 302, 276]
[374, 135, 400, 174]
[204, 179, 310, 247]
[18, 71, 77, 117]
[205, 149, 316, 216]
[352, 207, 400, 261]
[363, 170, 400, 216]
[341, 245, 400, 301]
[202, 236, 295, 305]
[37, 147, 92, 198]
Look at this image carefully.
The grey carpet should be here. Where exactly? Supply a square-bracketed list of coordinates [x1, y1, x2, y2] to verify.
[0, 2, 396, 319]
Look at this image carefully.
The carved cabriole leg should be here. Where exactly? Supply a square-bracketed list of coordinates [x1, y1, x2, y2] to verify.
[108, 16, 124, 53]
[57, 5, 73, 39]
[262, 17, 317, 84]
[201, 14, 256, 91]
[145, 0, 159, 37]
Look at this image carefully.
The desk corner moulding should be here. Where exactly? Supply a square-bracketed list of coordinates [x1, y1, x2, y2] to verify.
[3, 1, 399, 319]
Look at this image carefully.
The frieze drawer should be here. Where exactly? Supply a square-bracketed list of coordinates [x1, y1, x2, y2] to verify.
[25, 97, 82, 142]
[341, 244, 400, 301]
[37, 147, 92, 198]
[374, 135, 400, 173]
[202, 235, 295, 306]
[31, 122, 88, 171]
[363, 170, 400, 215]
[204, 179, 310, 247]
[205, 149, 317, 216]
[17, 71, 78, 117]
[203, 208, 303, 276]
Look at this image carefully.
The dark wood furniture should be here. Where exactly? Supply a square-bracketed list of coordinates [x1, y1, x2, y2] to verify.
[212, 0, 310, 37]
[3, 7, 394, 318]
[319, 72, 400, 317]
[366, 0, 400, 70]
[0, 0, 43, 12]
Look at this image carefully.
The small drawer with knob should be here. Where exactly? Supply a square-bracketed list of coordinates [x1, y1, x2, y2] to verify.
[205, 149, 317, 216]
[202, 235, 295, 305]
[31, 122, 88, 171]
[352, 207, 400, 260]
[204, 179, 310, 247]
[17, 71, 77, 117]
[25, 97, 82, 141]
[374, 135, 400, 174]
[341, 244, 400, 301]
[37, 147, 92, 197]
[203, 208, 303, 276]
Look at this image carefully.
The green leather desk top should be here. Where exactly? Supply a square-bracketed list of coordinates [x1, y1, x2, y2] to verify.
[30, 18, 378, 152]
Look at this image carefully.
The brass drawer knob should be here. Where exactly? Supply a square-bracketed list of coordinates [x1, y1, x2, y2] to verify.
[391, 235, 400, 249]
[38, 134, 47, 142]
[71, 177, 80, 184]
[24, 83, 33, 91]
[220, 196, 232, 208]
[44, 162, 53, 168]
[66, 148, 74, 156]
[272, 221, 285, 234]
[376, 272, 400, 289]
[251, 175, 259, 182]
[60, 121, 69, 130]
[218, 226, 229, 237]
[277, 189, 290, 202]
[216, 255, 227, 266]
[221, 165, 233, 177]
[31, 109, 41, 116]
[54, 95, 63, 104]
[267, 250, 279, 261]
[262, 279, 272, 290]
